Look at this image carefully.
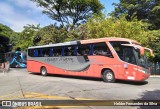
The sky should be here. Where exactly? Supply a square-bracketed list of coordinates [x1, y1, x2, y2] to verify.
[0, 0, 119, 32]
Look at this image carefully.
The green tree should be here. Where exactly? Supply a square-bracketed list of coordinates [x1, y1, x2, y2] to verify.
[85, 14, 160, 61]
[0, 23, 13, 38]
[0, 35, 10, 53]
[146, 30, 160, 62]
[34, 24, 67, 45]
[15, 24, 40, 50]
[0, 23, 14, 52]
[86, 15, 149, 43]
[66, 24, 90, 41]
[150, 0, 160, 30]
[31, 0, 104, 27]
[111, 0, 160, 29]
[65, 14, 152, 43]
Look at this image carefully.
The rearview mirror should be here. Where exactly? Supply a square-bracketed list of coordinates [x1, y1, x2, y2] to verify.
[139, 47, 144, 55]
[144, 47, 154, 56]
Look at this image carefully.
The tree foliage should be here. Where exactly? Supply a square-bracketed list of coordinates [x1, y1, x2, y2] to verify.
[146, 30, 160, 62]
[86, 15, 152, 44]
[33, 24, 67, 45]
[65, 24, 89, 41]
[0, 35, 10, 53]
[111, 0, 160, 29]
[31, 0, 104, 27]
[14, 24, 40, 50]
[0, 23, 13, 52]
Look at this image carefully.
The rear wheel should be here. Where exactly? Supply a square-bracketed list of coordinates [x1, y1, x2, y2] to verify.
[102, 70, 115, 83]
[41, 67, 47, 76]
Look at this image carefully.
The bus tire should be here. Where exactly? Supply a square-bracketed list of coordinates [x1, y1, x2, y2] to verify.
[41, 67, 47, 76]
[102, 70, 115, 83]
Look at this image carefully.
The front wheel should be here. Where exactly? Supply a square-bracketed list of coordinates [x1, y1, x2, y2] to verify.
[102, 70, 115, 83]
[40, 67, 47, 76]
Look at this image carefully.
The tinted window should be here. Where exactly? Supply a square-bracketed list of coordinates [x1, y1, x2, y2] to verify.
[110, 41, 129, 60]
[28, 47, 62, 57]
[63, 46, 77, 56]
[28, 48, 50, 57]
[93, 42, 113, 57]
[77, 44, 91, 56]
[54, 47, 62, 56]
[28, 49, 34, 57]
[28, 42, 112, 57]
[48, 48, 54, 57]
[123, 47, 137, 65]
[37, 48, 50, 57]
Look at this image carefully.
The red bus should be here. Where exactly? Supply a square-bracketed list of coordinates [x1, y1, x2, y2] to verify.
[27, 38, 153, 82]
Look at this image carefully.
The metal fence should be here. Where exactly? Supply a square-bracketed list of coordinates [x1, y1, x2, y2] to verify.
[151, 62, 160, 75]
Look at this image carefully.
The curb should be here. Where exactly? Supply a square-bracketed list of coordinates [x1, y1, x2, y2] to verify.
[150, 75, 160, 77]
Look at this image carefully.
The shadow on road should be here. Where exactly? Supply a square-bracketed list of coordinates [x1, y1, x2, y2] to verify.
[30, 73, 148, 85]
[137, 90, 160, 109]
[116, 80, 148, 85]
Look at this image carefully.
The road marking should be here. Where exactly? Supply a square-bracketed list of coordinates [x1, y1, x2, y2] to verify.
[0, 92, 93, 100]
[1, 92, 94, 108]
[24, 92, 71, 100]
[23, 92, 93, 100]
[0, 91, 23, 100]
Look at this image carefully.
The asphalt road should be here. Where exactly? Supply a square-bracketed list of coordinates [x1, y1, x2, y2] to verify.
[0, 68, 160, 109]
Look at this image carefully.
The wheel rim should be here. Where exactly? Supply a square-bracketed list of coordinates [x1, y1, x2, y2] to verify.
[106, 72, 113, 81]
[42, 68, 46, 75]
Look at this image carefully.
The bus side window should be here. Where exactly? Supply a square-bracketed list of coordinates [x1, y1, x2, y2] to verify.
[63, 47, 72, 56]
[39, 49, 44, 57]
[61, 47, 65, 56]
[54, 47, 62, 57]
[78, 45, 90, 56]
[64, 46, 75, 56]
[93, 42, 113, 58]
[44, 48, 50, 57]
[49, 48, 54, 57]
[77, 46, 82, 55]
[54, 48, 58, 56]
[34, 49, 38, 57]
[89, 44, 94, 55]
[73, 46, 78, 56]
[63, 47, 69, 56]
[28, 49, 34, 57]
[70, 46, 76, 56]
[67, 47, 72, 56]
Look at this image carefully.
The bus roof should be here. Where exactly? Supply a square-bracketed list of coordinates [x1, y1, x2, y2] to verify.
[28, 41, 78, 49]
[28, 37, 140, 49]
[80, 37, 140, 45]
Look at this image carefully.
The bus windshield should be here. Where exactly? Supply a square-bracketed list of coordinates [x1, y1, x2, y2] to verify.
[110, 41, 150, 68]
[110, 41, 137, 65]
[135, 49, 152, 68]
[134, 48, 149, 68]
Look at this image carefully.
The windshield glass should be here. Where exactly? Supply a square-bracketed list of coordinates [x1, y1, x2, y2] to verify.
[135, 49, 150, 68]
[110, 41, 150, 68]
